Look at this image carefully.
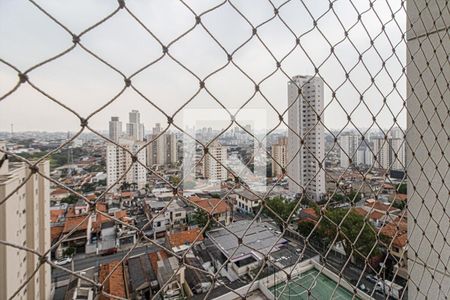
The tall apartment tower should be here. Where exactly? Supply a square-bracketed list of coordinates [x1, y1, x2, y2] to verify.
[109, 116, 122, 142]
[0, 142, 51, 300]
[146, 132, 178, 167]
[126, 110, 144, 141]
[106, 139, 147, 191]
[372, 137, 405, 171]
[372, 138, 390, 169]
[271, 137, 288, 177]
[407, 1, 450, 298]
[287, 75, 325, 201]
[339, 133, 360, 168]
[202, 141, 227, 181]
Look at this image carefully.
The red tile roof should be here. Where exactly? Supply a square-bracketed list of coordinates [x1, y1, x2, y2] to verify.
[365, 199, 398, 212]
[98, 261, 127, 300]
[190, 196, 231, 215]
[51, 188, 70, 196]
[379, 216, 408, 248]
[51, 226, 64, 241]
[63, 215, 89, 233]
[167, 228, 204, 248]
[50, 209, 65, 223]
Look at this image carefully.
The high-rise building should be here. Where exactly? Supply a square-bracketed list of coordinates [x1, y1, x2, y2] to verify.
[372, 138, 390, 169]
[126, 110, 144, 141]
[0, 141, 51, 300]
[389, 138, 405, 171]
[146, 132, 178, 167]
[153, 123, 161, 135]
[339, 133, 360, 168]
[372, 137, 405, 171]
[202, 141, 227, 181]
[109, 116, 122, 142]
[271, 137, 287, 177]
[287, 75, 325, 201]
[106, 139, 147, 191]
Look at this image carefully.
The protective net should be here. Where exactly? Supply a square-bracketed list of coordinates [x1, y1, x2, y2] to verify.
[0, 0, 449, 299]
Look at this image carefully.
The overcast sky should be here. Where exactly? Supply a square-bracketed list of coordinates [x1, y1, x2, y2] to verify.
[0, 0, 407, 133]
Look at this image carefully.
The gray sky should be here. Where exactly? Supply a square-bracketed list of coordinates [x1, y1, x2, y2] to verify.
[0, 0, 407, 133]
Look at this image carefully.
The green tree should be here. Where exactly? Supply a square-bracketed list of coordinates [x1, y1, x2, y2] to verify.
[120, 181, 130, 192]
[61, 194, 79, 204]
[392, 200, 406, 210]
[81, 183, 96, 193]
[264, 196, 298, 230]
[321, 208, 379, 259]
[169, 175, 181, 186]
[397, 183, 407, 194]
[192, 209, 212, 232]
[63, 246, 75, 257]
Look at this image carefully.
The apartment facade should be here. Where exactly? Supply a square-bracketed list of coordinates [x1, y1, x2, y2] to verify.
[339, 133, 360, 169]
[106, 139, 147, 191]
[108, 116, 122, 142]
[126, 110, 145, 141]
[287, 75, 325, 201]
[271, 137, 287, 177]
[0, 142, 51, 300]
[146, 133, 178, 167]
[202, 141, 227, 181]
[373, 137, 405, 171]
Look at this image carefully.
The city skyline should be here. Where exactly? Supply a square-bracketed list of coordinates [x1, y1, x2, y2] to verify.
[0, 1, 407, 132]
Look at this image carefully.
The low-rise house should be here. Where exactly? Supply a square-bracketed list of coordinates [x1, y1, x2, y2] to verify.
[206, 221, 287, 280]
[361, 199, 400, 227]
[166, 228, 204, 253]
[189, 195, 232, 225]
[234, 189, 264, 215]
[379, 215, 408, 280]
[149, 251, 186, 300]
[98, 261, 129, 300]
[127, 254, 159, 299]
[50, 188, 71, 202]
[184, 252, 212, 295]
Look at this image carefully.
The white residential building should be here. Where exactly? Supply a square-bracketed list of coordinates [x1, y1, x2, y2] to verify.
[372, 137, 405, 171]
[108, 116, 122, 142]
[372, 138, 390, 169]
[126, 110, 144, 141]
[271, 137, 287, 177]
[106, 139, 147, 191]
[202, 141, 227, 181]
[0, 141, 51, 300]
[146, 132, 178, 167]
[287, 75, 325, 201]
[339, 133, 360, 168]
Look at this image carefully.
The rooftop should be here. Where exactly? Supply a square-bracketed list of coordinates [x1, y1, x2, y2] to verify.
[98, 261, 127, 300]
[167, 228, 204, 248]
[207, 221, 287, 261]
[189, 196, 231, 215]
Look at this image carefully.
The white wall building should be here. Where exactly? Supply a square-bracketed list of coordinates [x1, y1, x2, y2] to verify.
[108, 116, 122, 142]
[271, 137, 287, 177]
[0, 141, 51, 300]
[406, 1, 450, 298]
[287, 75, 325, 201]
[339, 134, 360, 168]
[126, 110, 144, 141]
[146, 132, 178, 167]
[106, 139, 147, 191]
[373, 137, 405, 171]
[202, 141, 227, 181]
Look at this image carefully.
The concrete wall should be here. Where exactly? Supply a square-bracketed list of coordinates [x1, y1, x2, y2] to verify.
[406, 0, 450, 299]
